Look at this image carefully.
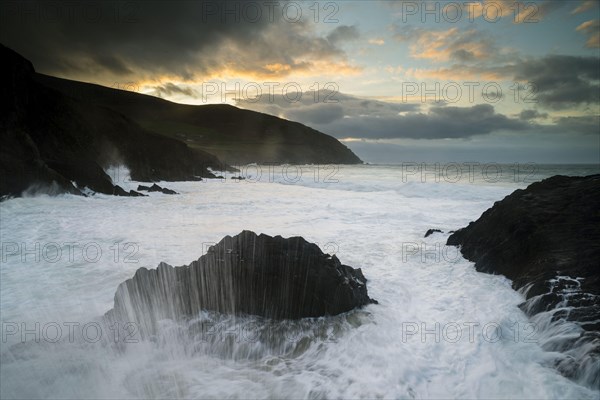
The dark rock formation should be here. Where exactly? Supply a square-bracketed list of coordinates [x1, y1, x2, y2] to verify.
[113, 186, 129, 197]
[424, 229, 443, 238]
[109, 185, 145, 197]
[447, 175, 600, 389]
[137, 184, 178, 195]
[105, 231, 376, 336]
[0, 44, 224, 199]
[1, 45, 84, 197]
[447, 175, 600, 301]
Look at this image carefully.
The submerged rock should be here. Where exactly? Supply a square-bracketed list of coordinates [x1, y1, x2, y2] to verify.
[128, 189, 147, 197]
[136, 184, 178, 195]
[447, 174, 600, 389]
[105, 231, 376, 336]
[424, 229, 443, 238]
[112, 185, 145, 197]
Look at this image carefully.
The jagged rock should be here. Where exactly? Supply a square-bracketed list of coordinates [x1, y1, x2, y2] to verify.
[447, 174, 600, 389]
[105, 231, 377, 336]
[113, 185, 129, 196]
[137, 183, 178, 195]
[128, 189, 146, 197]
[161, 188, 177, 195]
[424, 229, 443, 238]
[110, 186, 144, 197]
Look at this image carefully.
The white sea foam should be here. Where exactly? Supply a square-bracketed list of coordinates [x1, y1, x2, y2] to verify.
[0, 165, 598, 399]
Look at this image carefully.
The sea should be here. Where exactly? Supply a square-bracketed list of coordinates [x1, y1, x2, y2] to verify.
[1, 163, 599, 399]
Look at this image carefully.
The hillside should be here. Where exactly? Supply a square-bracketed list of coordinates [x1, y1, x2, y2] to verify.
[0, 44, 223, 198]
[1, 44, 361, 198]
[35, 75, 362, 165]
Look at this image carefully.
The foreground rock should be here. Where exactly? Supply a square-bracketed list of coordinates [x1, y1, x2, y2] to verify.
[105, 231, 376, 336]
[447, 175, 600, 389]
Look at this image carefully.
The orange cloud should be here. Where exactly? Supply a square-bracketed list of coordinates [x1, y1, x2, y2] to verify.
[264, 63, 293, 74]
[395, 27, 496, 63]
[576, 19, 600, 48]
[405, 67, 508, 81]
[572, 1, 599, 14]
[194, 59, 362, 82]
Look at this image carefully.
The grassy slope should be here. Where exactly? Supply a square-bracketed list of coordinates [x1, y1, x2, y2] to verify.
[35, 74, 362, 165]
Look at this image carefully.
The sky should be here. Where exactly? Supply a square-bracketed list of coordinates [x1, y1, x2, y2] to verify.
[1, 0, 599, 164]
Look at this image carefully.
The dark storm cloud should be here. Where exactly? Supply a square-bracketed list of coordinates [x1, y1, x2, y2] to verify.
[518, 109, 548, 121]
[237, 93, 530, 139]
[93, 54, 133, 75]
[239, 89, 418, 110]
[326, 25, 360, 44]
[0, 0, 357, 80]
[286, 103, 346, 125]
[236, 89, 420, 125]
[404, 54, 600, 112]
[551, 115, 600, 136]
[153, 83, 197, 98]
[324, 104, 530, 139]
[513, 55, 600, 110]
[318, 104, 595, 140]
